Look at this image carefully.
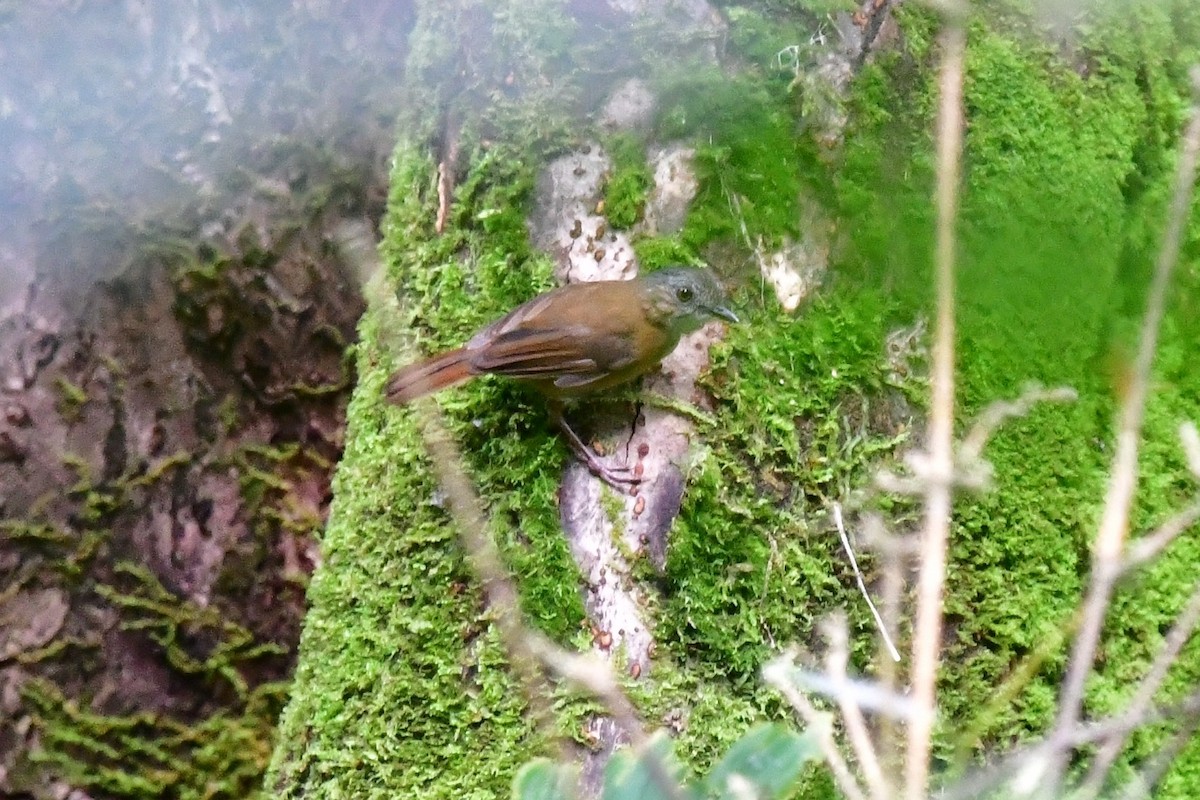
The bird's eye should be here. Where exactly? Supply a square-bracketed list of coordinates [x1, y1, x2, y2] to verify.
[676, 286, 694, 303]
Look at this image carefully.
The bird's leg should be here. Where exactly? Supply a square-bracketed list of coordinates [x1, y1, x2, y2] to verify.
[548, 401, 641, 489]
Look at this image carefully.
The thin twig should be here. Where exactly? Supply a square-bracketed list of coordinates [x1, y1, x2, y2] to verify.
[1180, 421, 1200, 480]
[786, 668, 919, 721]
[941, 688, 1200, 800]
[877, 386, 1077, 494]
[1116, 712, 1200, 800]
[823, 615, 892, 800]
[1078, 577, 1200, 797]
[416, 405, 553, 692]
[521, 632, 649, 747]
[864, 513, 908, 777]
[1045, 70, 1200, 794]
[435, 121, 460, 234]
[764, 654, 870, 800]
[833, 504, 900, 662]
[1070, 689, 1200, 746]
[950, 605, 1079, 774]
[905, 12, 966, 800]
[1118, 498, 1200, 577]
[958, 384, 1078, 462]
[339, 221, 557, 726]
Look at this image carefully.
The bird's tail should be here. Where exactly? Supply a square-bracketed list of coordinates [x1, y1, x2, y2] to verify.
[386, 347, 475, 404]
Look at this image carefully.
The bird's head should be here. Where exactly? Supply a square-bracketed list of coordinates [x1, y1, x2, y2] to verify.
[641, 265, 738, 337]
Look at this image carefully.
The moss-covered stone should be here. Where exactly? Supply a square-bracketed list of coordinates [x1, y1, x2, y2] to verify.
[602, 132, 654, 230]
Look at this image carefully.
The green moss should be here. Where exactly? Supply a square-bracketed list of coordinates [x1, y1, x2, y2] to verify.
[602, 132, 653, 229]
[217, 394, 241, 436]
[0, 520, 75, 548]
[270, 0, 1200, 797]
[24, 679, 285, 800]
[54, 376, 89, 422]
[98, 563, 289, 697]
[22, 563, 288, 799]
[653, 69, 806, 255]
[630, 235, 702, 270]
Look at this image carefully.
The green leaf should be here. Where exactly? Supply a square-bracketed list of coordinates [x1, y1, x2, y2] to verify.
[704, 724, 819, 800]
[514, 758, 576, 800]
[603, 731, 696, 800]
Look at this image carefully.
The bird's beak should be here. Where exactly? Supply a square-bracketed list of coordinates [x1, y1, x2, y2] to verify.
[711, 305, 739, 324]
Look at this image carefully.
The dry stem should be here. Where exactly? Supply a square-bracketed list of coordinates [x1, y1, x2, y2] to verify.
[1078, 578, 1200, 797]
[1045, 70, 1200, 793]
[1180, 421, 1200, 478]
[833, 504, 900, 662]
[904, 14, 966, 800]
[1118, 498, 1200, 576]
[764, 654, 869, 800]
[823, 615, 891, 800]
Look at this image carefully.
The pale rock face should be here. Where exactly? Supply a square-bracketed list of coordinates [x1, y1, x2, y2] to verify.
[599, 78, 657, 133]
[527, 145, 636, 285]
[762, 240, 825, 312]
[642, 145, 698, 236]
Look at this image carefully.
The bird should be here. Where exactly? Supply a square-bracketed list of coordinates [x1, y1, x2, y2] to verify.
[386, 265, 738, 485]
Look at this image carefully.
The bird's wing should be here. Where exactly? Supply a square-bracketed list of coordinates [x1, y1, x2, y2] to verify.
[464, 282, 650, 387]
[469, 324, 638, 383]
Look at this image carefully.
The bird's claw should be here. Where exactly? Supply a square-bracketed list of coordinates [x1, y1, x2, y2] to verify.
[551, 405, 644, 491]
[578, 452, 642, 490]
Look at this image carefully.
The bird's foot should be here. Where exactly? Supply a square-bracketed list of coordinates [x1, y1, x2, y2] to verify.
[572, 442, 642, 490]
[550, 402, 642, 492]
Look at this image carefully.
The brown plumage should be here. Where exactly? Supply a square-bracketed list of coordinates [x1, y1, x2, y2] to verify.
[387, 347, 474, 403]
[386, 266, 737, 484]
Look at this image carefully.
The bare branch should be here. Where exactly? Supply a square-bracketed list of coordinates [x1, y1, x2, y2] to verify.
[1179, 421, 1200, 480]
[518, 630, 687, 800]
[1078, 577, 1200, 797]
[784, 668, 919, 721]
[950, 607, 1078, 773]
[958, 384, 1078, 463]
[823, 615, 892, 800]
[1046, 73, 1200, 793]
[905, 12, 966, 799]
[863, 513, 908, 776]
[764, 653, 870, 800]
[521, 632, 649, 747]
[1116, 713, 1200, 800]
[877, 385, 1077, 495]
[435, 124, 461, 234]
[1119, 499, 1200, 576]
[942, 688, 1200, 800]
[337, 220, 558, 735]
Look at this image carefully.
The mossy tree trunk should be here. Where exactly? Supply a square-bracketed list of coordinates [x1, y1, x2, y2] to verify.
[268, 1, 1200, 798]
[0, 4, 411, 798]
